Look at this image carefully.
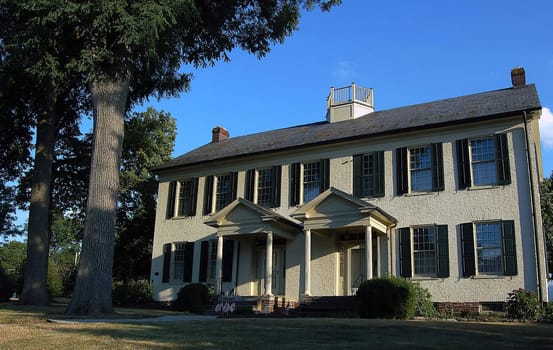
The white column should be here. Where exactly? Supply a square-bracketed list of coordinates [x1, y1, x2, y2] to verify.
[366, 226, 373, 280]
[376, 235, 381, 278]
[215, 235, 223, 295]
[304, 229, 312, 296]
[265, 232, 273, 295]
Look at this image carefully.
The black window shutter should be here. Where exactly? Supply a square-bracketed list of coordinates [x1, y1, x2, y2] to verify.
[290, 162, 301, 205]
[271, 165, 282, 207]
[456, 139, 471, 189]
[222, 239, 234, 282]
[398, 227, 412, 278]
[166, 181, 176, 219]
[495, 134, 511, 185]
[431, 143, 444, 192]
[320, 158, 330, 193]
[374, 151, 385, 197]
[230, 172, 238, 201]
[502, 220, 517, 276]
[203, 175, 214, 215]
[162, 243, 172, 283]
[352, 155, 363, 198]
[460, 223, 476, 277]
[199, 241, 209, 282]
[396, 148, 408, 195]
[190, 177, 199, 216]
[182, 242, 195, 282]
[245, 169, 255, 202]
[436, 225, 449, 278]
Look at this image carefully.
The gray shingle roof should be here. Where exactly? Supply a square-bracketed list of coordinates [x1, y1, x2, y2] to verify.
[155, 84, 541, 172]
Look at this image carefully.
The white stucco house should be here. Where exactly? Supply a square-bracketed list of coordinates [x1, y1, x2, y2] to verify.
[150, 67, 548, 312]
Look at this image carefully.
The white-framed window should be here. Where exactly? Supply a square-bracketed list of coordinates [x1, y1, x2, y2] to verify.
[457, 134, 510, 189]
[398, 224, 449, 278]
[409, 145, 433, 192]
[177, 178, 197, 217]
[470, 137, 497, 186]
[215, 174, 232, 211]
[303, 161, 322, 203]
[475, 222, 503, 275]
[412, 226, 437, 276]
[460, 220, 517, 277]
[257, 168, 274, 207]
[172, 243, 186, 281]
[203, 173, 237, 214]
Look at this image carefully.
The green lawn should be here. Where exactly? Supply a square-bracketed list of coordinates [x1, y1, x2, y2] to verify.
[1, 301, 552, 349]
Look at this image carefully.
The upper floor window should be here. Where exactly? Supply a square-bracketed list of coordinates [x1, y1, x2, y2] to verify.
[245, 166, 282, 208]
[396, 143, 444, 195]
[456, 134, 511, 189]
[203, 173, 238, 215]
[166, 178, 198, 219]
[290, 159, 330, 205]
[353, 151, 385, 198]
[398, 224, 449, 278]
[460, 220, 517, 277]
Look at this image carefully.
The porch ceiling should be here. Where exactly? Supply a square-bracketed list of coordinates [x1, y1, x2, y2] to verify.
[204, 198, 303, 240]
[290, 187, 397, 234]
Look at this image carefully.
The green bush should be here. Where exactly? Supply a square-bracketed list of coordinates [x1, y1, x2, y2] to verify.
[174, 283, 210, 314]
[411, 282, 437, 319]
[112, 279, 153, 306]
[47, 260, 64, 298]
[506, 289, 542, 321]
[355, 276, 416, 319]
[0, 265, 14, 301]
[543, 303, 553, 321]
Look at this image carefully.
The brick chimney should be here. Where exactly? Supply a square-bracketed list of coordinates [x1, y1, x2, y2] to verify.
[511, 67, 526, 87]
[212, 126, 229, 143]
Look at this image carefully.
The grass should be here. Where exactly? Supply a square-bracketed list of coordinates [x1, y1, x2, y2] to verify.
[1, 301, 553, 350]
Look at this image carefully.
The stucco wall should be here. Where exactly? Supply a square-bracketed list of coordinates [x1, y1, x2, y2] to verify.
[151, 115, 545, 303]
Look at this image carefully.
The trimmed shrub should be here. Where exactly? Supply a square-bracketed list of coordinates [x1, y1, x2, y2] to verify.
[112, 279, 153, 306]
[174, 283, 210, 314]
[543, 303, 553, 322]
[356, 276, 416, 319]
[506, 289, 542, 321]
[411, 282, 437, 319]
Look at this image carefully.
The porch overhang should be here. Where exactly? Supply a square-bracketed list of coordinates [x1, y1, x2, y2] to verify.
[290, 187, 397, 234]
[204, 198, 303, 240]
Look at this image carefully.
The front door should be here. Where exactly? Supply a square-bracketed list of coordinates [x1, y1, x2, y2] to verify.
[254, 247, 286, 296]
[350, 248, 367, 293]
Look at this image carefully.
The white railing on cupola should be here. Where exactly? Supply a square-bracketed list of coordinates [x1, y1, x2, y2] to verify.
[326, 83, 374, 123]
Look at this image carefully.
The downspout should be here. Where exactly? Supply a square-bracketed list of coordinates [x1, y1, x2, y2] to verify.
[522, 110, 545, 303]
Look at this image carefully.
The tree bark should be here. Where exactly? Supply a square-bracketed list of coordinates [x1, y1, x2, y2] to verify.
[20, 91, 58, 306]
[66, 77, 129, 315]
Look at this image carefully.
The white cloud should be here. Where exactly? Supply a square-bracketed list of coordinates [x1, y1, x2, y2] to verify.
[332, 61, 356, 83]
[539, 107, 553, 148]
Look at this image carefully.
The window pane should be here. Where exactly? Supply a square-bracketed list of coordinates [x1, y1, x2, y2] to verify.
[173, 243, 186, 281]
[409, 146, 432, 192]
[257, 168, 273, 207]
[215, 174, 231, 211]
[303, 161, 321, 202]
[476, 222, 503, 274]
[413, 226, 436, 276]
[471, 138, 497, 186]
[362, 154, 375, 196]
[177, 179, 194, 216]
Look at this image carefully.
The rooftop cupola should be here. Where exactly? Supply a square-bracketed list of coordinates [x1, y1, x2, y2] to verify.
[326, 83, 374, 123]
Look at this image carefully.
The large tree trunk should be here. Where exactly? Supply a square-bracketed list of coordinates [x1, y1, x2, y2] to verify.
[20, 92, 58, 306]
[66, 77, 129, 315]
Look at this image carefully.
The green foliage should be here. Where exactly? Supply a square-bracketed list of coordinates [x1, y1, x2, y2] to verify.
[112, 279, 153, 307]
[506, 289, 542, 321]
[174, 283, 210, 314]
[0, 265, 15, 301]
[0, 241, 26, 292]
[541, 174, 553, 273]
[356, 276, 416, 319]
[543, 303, 553, 321]
[47, 260, 63, 298]
[411, 282, 438, 319]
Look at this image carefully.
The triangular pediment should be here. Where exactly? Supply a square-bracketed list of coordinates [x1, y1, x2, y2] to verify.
[290, 187, 396, 232]
[205, 198, 302, 239]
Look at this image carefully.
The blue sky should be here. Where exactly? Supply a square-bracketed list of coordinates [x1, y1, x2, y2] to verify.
[140, 0, 553, 176]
